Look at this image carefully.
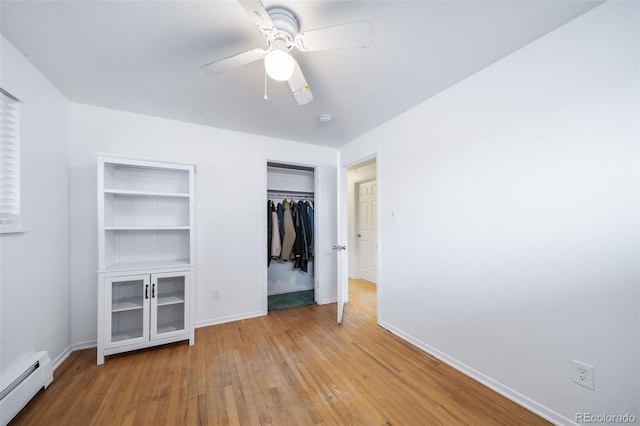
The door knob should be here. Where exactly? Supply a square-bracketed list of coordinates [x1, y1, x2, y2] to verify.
[332, 245, 347, 251]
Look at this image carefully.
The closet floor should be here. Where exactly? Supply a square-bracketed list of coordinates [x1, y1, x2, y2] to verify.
[268, 289, 314, 311]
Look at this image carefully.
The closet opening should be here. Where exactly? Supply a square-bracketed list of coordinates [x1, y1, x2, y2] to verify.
[266, 162, 316, 312]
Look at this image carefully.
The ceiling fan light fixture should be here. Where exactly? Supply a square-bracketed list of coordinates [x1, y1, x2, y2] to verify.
[264, 49, 294, 81]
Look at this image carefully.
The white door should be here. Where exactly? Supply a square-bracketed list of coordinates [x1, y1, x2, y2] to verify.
[336, 163, 349, 323]
[105, 274, 150, 349]
[358, 180, 377, 283]
[150, 271, 190, 340]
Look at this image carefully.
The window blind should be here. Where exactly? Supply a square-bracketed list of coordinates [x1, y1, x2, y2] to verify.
[0, 89, 21, 232]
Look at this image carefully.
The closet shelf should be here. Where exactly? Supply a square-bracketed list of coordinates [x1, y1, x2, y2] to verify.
[104, 225, 190, 231]
[267, 189, 314, 193]
[104, 189, 190, 198]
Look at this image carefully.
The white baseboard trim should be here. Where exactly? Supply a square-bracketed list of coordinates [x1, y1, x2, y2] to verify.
[52, 340, 98, 372]
[72, 340, 97, 351]
[52, 346, 73, 371]
[378, 321, 575, 426]
[196, 310, 265, 329]
[317, 297, 336, 305]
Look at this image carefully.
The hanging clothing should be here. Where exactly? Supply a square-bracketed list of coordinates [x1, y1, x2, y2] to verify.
[292, 201, 310, 272]
[277, 202, 285, 243]
[268, 196, 314, 270]
[299, 201, 313, 258]
[280, 200, 296, 261]
[307, 202, 314, 256]
[267, 200, 273, 266]
[270, 204, 281, 259]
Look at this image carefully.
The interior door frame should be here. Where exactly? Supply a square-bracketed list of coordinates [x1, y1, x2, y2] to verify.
[338, 150, 381, 325]
[263, 159, 321, 315]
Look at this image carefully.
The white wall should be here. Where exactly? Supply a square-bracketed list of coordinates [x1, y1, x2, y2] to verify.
[69, 104, 337, 345]
[347, 162, 376, 279]
[340, 2, 639, 423]
[0, 36, 71, 380]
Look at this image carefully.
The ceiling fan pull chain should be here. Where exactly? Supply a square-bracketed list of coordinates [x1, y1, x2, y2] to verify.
[264, 68, 269, 101]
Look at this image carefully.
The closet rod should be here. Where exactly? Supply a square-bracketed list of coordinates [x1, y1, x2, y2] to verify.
[267, 189, 314, 199]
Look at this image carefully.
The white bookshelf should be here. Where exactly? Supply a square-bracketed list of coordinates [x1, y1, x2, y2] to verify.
[97, 155, 195, 365]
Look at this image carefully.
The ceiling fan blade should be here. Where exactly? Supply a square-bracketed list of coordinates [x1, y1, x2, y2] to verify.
[238, 0, 277, 33]
[294, 20, 374, 52]
[202, 48, 265, 75]
[288, 60, 313, 106]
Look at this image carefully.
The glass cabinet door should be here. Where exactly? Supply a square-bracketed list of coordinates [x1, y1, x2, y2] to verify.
[105, 274, 150, 348]
[150, 271, 189, 340]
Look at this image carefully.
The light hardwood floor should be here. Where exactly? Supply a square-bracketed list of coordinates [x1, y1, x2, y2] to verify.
[11, 279, 549, 425]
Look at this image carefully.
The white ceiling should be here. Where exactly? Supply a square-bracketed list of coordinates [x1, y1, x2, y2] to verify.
[1, 1, 602, 148]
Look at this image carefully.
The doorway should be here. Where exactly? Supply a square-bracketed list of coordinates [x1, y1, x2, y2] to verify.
[266, 162, 317, 312]
[341, 157, 378, 320]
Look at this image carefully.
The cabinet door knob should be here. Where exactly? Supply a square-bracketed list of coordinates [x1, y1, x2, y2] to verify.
[152, 283, 156, 298]
[145, 284, 149, 299]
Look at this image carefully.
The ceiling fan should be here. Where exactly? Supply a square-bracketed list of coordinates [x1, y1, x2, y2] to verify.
[202, 0, 374, 106]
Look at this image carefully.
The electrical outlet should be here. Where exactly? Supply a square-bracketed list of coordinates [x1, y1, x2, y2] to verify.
[212, 289, 220, 300]
[572, 360, 595, 390]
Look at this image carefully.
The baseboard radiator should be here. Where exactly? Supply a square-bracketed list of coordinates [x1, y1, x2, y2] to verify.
[0, 351, 53, 425]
